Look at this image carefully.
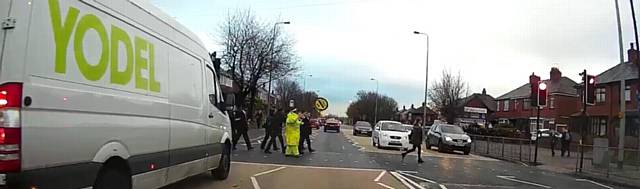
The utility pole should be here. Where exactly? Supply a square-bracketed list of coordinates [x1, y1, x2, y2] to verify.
[615, 0, 626, 169]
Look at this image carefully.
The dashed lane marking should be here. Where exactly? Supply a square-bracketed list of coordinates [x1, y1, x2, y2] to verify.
[497, 176, 551, 188]
[576, 179, 613, 189]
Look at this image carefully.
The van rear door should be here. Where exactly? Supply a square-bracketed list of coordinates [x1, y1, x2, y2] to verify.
[0, 0, 11, 60]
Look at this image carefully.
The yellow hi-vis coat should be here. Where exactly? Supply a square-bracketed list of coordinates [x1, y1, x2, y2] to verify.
[285, 112, 302, 146]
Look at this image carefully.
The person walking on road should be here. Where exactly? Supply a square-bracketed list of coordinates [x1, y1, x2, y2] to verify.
[561, 128, 571, 157]
[260, 109, 278, 151]
[402, 120, 424, 163]
[550, 130, 560, 157]
[299, 112, 315, 154]
[232, 108, 253, 151]
[265, 109, 286, 154]
[284, 109, 303, 157]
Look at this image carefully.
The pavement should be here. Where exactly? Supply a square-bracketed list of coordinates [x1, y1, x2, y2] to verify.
[162, 126, 636, 189]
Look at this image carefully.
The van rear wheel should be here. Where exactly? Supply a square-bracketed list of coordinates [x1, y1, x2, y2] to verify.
[94, 162, 131, 189]
[212, 142, 231, 180]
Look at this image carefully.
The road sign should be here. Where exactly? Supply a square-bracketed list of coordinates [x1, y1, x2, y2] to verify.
[314, 97, 329, 111]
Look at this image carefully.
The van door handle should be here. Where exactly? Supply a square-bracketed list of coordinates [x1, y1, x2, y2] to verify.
[208, 113, 214, 118]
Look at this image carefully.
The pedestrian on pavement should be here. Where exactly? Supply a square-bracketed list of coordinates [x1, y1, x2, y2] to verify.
[561, 128, 571, 157]
[260, 109, 278, 151]
[284, 109, 303, 157]
[232, 108, 253, 151]
[265, 109, 286, 154]
[402, 119, 424, 163]
[299, 112, 315, 154]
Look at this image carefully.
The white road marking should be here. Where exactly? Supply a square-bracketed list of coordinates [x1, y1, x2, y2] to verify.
[397, 171, 436, 184]
[398, 170, 418, 174]
[440, 183, 515, 188]
[439, 184, 448, 189]
[233, 161, 383, 172]
[497, 176, 551, 188]
[576, 179, 613, 189]
[393, 171, 426, 189]
[377, 182, 395, 189]
[374, 170, 386, 182]
[253, 166, 287, 177]
[251, 176, 261, 189]
[389, 171, 415, 189]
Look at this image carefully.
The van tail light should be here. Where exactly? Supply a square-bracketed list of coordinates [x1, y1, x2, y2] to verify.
[0, 83, 22, 172]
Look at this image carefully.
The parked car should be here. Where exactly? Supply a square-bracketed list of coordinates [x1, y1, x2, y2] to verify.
[353, 121, 373, 136]
[372, 121, 411, 150]
[324, 118, 341, 132]
[310, 119, 320, 129]
[426, 123, 472, 155]
[530, 129, 560, 141]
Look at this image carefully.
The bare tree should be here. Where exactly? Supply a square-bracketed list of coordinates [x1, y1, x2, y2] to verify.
[219, 10, 298, 118]
[273, 78, 320, 116]
[346, 91, 398, 125]
[428, 70, 467, 124]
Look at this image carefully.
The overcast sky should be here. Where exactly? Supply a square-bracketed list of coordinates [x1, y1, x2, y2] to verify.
[151, 0, 639, 116]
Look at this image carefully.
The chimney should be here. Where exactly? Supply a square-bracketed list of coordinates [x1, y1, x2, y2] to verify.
[411, 104, 415, 109]
[529, 73, 540, 85]
[422, 102, 426, 107]
[550, 67, 562, 82]
[628, 43, 640, 64]
[402, 105, 406, 111]
[482, 88, 487, 95]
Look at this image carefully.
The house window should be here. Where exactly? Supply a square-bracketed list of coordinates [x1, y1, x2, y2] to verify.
[596, 88, 606, 103]
[549, 97, 555, 109]
[496, 101, 500, 112]
[514, 100, 519, 111]
[524, 99, 531, 110]
[590, 117, 607, 137]
[503, 100, 509, 111]
[625, 85, 631, 102]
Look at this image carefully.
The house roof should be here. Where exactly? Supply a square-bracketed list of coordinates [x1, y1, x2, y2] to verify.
[496, 77, 578, 100]
[408, 106, 437, 115]
[595, 62, 638, 84]
[458, 93, 497, 111]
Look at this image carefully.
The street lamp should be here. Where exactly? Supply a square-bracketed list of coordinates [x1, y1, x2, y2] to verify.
[266, 21, 290, 112]
[414, 31, 429, 126]
[370, 77, 379, 124]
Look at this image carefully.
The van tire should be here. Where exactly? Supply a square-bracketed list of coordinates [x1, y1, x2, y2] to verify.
[212, 142, 231, 180]
[94, 161, 131, 189]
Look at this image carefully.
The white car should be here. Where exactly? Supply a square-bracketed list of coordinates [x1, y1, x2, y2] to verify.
[0, 0, 232, 188]
[372, 121, 411, 150]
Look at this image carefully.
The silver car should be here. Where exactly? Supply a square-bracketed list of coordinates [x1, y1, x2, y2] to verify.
[353, 121, 373, 136]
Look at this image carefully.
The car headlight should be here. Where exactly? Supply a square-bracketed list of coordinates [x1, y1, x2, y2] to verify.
[445, 136, 453, 141]
[467, 138, 472, 143]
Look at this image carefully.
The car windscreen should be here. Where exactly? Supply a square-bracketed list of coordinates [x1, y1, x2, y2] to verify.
[355, 122, 371, 127]
[441, 125, 464, 134]
[381, 122, 406, 132]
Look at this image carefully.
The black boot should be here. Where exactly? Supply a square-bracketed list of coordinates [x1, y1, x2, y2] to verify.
[401, 153, 406, 161]
[418, 159, 424, 163]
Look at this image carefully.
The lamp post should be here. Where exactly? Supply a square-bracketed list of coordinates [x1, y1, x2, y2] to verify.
[370, 78, 379, 124]
[414, 31, 430, 126]
[266, 21, 290, 112]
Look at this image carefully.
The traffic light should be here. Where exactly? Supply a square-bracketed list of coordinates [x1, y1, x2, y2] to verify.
[586, 75, 596, 105]
[530, 74, 541, 106]
[538, 81, 547, 107]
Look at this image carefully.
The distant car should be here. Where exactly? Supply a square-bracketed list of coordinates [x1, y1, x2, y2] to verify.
[530, 129, 560, 141]
[324, 118, 341, 132]
[353, 121, 373, 136]
[372, 121, 411, 150]
[310, 119, 320, 129]
[318, 118, 327, 127]
[426, 123, 472, 155]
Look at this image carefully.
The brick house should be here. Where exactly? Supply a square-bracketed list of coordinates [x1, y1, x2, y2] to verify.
[397, 104, 438, 125]
[495, 68, 580, 134]
[571, 45, 640, 148]
[455, 89, 497, 128]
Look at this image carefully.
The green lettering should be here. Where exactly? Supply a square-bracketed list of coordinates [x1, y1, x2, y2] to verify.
[74, 14, 109, 81]
[48, 0, 79, 74]
[135, 37, 149, 90]
[110, 25, 134, 85]
[148, 43, 161, 92]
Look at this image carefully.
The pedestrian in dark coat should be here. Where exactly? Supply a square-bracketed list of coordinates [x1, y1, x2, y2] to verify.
[402, 120, 424, 163]
[232, 108, 253, 150]
[561, 128, 572, 157]
[261, 109, 278, 150]
[264, 109, 286, 154]
[299, 112, 314, 154]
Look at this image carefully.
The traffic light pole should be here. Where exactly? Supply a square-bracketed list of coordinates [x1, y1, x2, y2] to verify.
[534, 106, 540, 165]
[579, 69, 587, 172]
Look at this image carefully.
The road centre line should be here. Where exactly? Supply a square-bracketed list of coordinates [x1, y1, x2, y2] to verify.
[389, 171, 415, 189]
[576, 179, 613, 189]
[397, 171, 436, 184]
[497, 176, 551, 188]
[377, 182, 395, 189]
[253, 166, 286, 177]
[232, 161, 383, 172]
[374, 170, 386, 182]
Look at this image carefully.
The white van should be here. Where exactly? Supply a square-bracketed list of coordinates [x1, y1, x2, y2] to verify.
[0, 0, 232, 188]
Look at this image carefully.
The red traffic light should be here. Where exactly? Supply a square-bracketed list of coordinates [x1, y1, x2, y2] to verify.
[537, 81, 548, 107]
[588, 77, 596, 85]
[539, 82, 547, 90]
